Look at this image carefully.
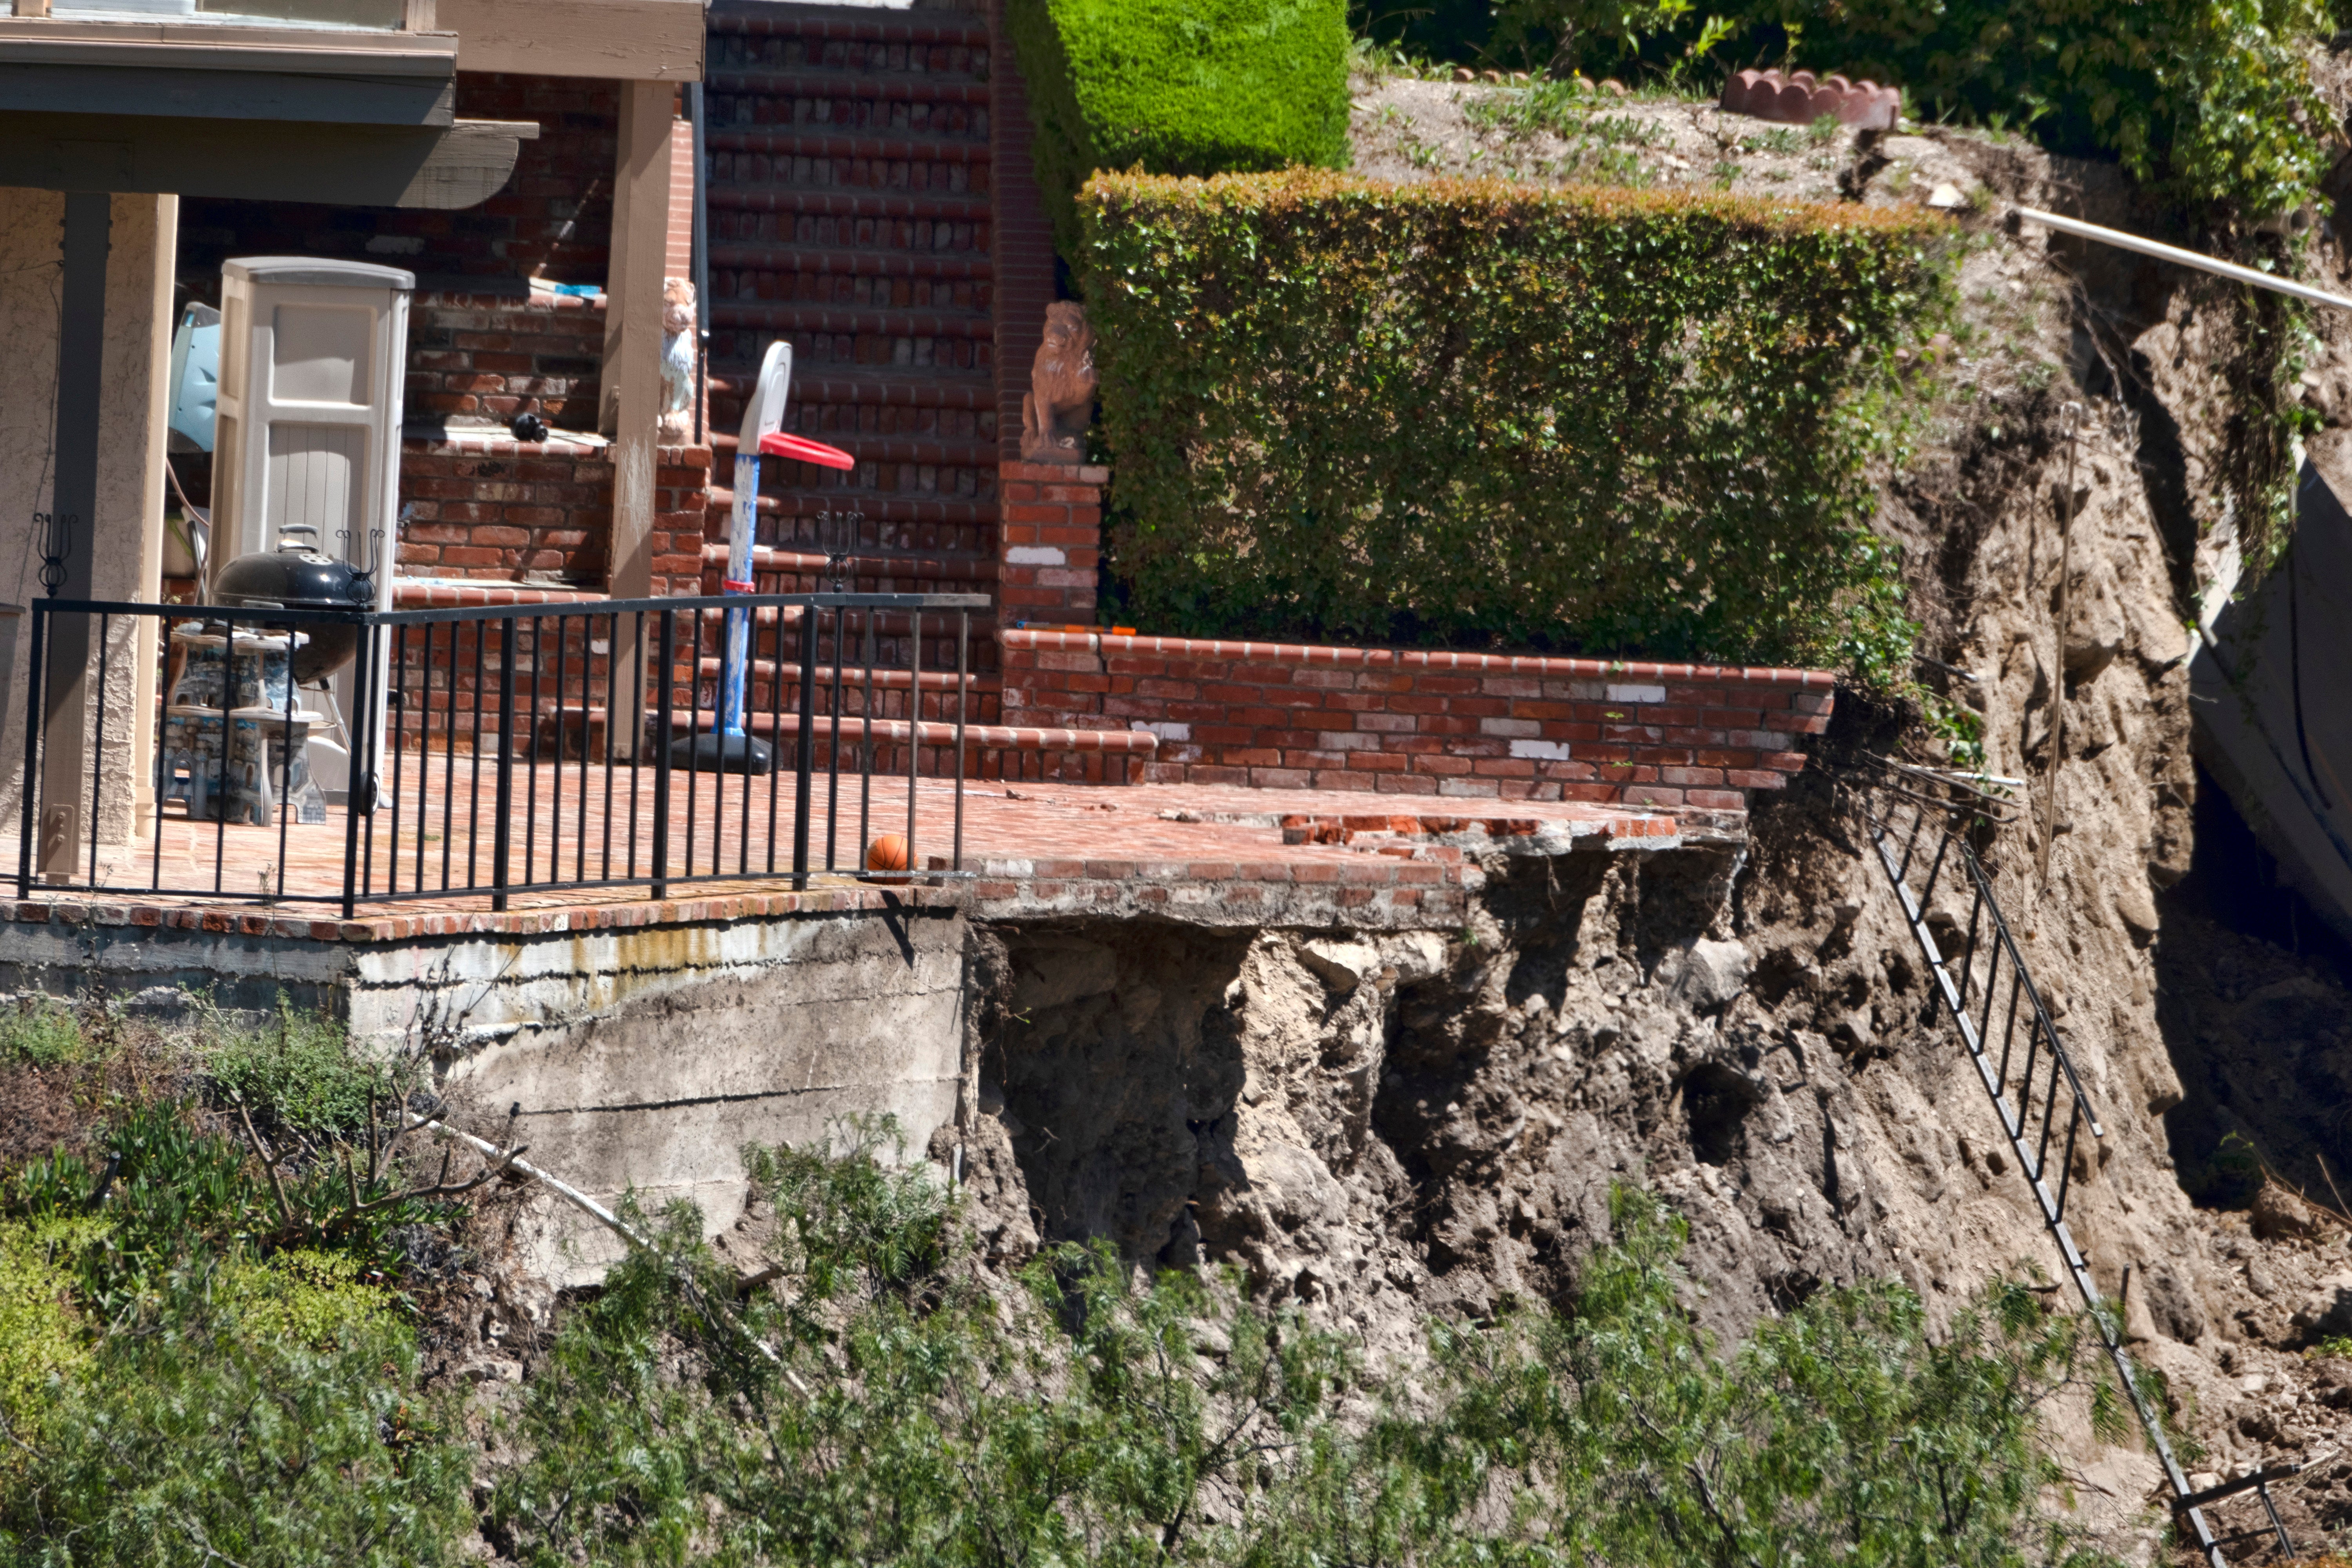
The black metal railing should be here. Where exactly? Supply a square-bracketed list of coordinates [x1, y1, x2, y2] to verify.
[16, 592, 987, 917]
[1849, 757, 2240, 1566]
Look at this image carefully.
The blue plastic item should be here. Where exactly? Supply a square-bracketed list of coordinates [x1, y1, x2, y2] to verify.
[167, 303, 220, 453]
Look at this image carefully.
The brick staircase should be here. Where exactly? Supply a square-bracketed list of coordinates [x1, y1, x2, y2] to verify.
[700, 3, 1001, 627]
[695, 0, 1151, 781]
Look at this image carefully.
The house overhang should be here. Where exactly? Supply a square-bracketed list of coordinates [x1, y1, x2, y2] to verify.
[0, 17, 536, 208]
[0, 24, 459, 122]
[0, 110, 536, 206]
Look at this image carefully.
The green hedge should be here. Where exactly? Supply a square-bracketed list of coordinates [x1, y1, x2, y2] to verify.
[1007, 0, 1351, 260]
[1080, 170, 1955, 677]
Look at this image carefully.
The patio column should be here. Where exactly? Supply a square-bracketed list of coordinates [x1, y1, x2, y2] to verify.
[130, 196, 175, 849]
[36, 191, 107, 881]
[602, 78, 676, 600]
[10, 191, 174, 881]
[602, 79, 676, 762]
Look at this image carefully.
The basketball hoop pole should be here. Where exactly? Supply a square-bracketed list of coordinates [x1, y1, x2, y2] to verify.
[720, 344, 792, 755]
[674, 343, 802, 773]
[678, 342, 859, 775]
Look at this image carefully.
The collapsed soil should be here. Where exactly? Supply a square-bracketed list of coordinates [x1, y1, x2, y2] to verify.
[919, 65, 2352, 1566]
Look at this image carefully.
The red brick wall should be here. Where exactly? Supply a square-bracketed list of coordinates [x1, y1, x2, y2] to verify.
[998, 459, 1102, 623]
[396, 435, 710, 588]
[653, 448, 717, 596]
[398, 434, 613, 583]
[999, 632, 1832, 807]
[407, 289, 606, 430]
[989, 0, 1059, 463]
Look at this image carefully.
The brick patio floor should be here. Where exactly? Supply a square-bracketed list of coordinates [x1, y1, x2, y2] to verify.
[5, 769, 1707, 942]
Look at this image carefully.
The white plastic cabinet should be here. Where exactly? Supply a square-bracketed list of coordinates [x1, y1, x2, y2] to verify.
[211, 258, 411, 803]
[212, 257, 412, 610]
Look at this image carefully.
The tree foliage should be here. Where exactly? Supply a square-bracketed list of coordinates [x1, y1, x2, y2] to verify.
[485, 1137, 2140, 1567]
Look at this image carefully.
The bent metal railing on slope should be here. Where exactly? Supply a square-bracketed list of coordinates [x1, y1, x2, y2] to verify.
[17, 591, 987, 916]
[1851, 757, 2252, 1566]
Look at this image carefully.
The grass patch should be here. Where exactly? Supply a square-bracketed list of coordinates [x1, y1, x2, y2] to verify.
[200, 1001, 410, 1138]
[0, 1000, 91, 1068]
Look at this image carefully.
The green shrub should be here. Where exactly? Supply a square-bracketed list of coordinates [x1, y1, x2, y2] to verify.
[1411, 1187, 2145, 1565]
[0, 1218, 91, 1474]
[0, 1284, 469, 1567]
[203, 1000, 399, 1137]
[1080, 169, 1949, 677]
[0, 999, 89, 1067]
[0, 1077, 470, 1563]
[487, 1130, 2136, 1568]
[1009, 0, 1353, 258]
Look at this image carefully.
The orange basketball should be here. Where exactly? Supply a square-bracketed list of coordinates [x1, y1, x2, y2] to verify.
[865, 834, 911, 884]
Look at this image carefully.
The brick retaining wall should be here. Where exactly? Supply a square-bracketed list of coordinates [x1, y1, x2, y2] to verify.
[998, 459, 1103, 624]
[397, 433, 710, 590]
[407, 288, 606, 430]
[999, 630, 1832, 807]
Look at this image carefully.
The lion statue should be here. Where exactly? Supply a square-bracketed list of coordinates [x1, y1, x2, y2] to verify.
[1020, 301, 1097, 463]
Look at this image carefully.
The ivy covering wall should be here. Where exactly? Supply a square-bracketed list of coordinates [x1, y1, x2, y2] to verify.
[1081, 170, 1954, 677]
[1007, 0, 1353, 258]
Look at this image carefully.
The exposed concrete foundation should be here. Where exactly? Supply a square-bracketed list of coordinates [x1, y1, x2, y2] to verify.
[0, 897, 970, 1281]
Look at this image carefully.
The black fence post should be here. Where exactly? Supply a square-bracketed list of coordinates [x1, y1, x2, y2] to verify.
[492, 614, 517, 912]
[17, 602, 43, 898]
[652, 608, 674, 901]
[792, 600, 817, 886]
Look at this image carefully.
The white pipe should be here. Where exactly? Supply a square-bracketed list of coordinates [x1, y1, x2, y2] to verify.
[410, 1114, 651, 1250]
[403, 1114, 809, 1391]
[2014, 207, 2352, 313]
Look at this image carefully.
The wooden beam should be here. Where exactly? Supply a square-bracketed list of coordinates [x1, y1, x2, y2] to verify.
[434, 0, 701, 80]
[603, 79, 673, 762]
[603, 78, 674, 603]
[0, 21, 458, 66]
[0, 64, 457, 125]
[131, 193, 175, 844]
[0, 113, 534, 207]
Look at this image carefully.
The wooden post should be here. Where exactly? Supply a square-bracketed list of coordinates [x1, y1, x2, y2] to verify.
[603, 79, 674, 596]
[603, 78, 675, 758]
[130, 194, 177, 846]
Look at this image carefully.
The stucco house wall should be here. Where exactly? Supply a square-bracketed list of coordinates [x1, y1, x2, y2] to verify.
[0, 188, 175, 856]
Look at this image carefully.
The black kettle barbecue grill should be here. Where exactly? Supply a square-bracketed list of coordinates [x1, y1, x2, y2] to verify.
[208, 525, 370, 681]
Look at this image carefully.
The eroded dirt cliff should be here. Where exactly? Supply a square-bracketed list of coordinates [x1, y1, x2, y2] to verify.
[941, 98, 2352, 1559]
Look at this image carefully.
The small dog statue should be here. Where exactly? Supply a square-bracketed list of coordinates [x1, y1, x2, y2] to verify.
[1020, 301, 1098, 463]
[658, 277, 697, 442]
